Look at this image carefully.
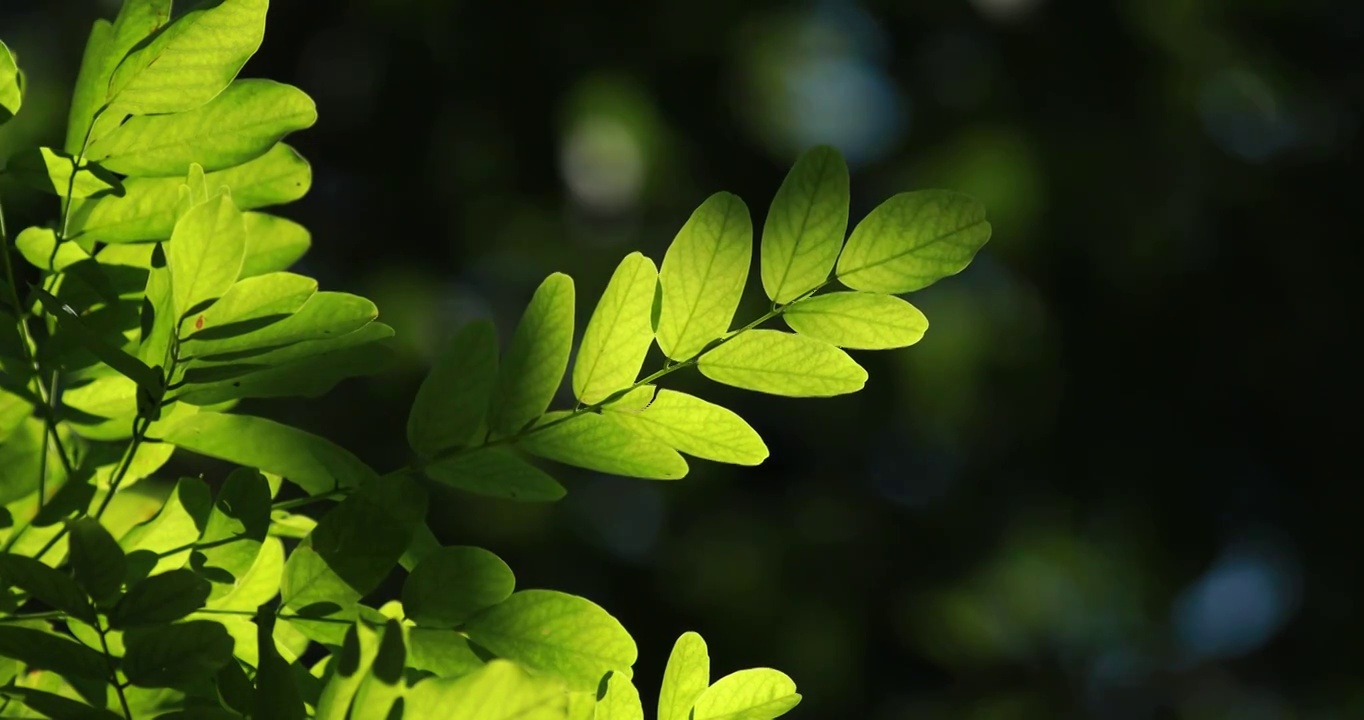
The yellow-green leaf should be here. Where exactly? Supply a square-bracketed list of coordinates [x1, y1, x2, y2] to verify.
[598, 671, 644, 720]
[691, 668, 801, 720]
[835, 190, 992, 293]
[405, 659, 569, 719]
[0, 40, 22, 124]
[656, 192, 751, 360]
[408, 319, 498, 456]
[782, 291, 928, 349]
[167, 191, 247, 320]
[240, 212, 310, 278]
[4, 147, 121, 198]
[605, 389, 767, 466]
[698, 330, 866, 397]
[488, 273, 575, 438]
[520, 412, 688, 480]
[573, 252, 658, 405]
[760, 145, 848, 304]
[423, 446, 565, 503]
[658, 632, 709, 720]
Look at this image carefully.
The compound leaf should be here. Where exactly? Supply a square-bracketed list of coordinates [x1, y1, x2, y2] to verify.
[691, 668, 801, 720]
[163, 412, 377, 495]
[106, 0, 268, 115]
[782, 291, 928, 349]
[835, 190, 992, 294]
[408, 319, 498, 456]
[67, 1, 172, 151]
[697, 330, 866, 397]
[761, 145, 848, 304]
[405, 659, 568, 719]
[122, 620, 234, 688]
[423, 446, 566, 503]
[520, 411, 688, 480]
[167, 191, 246, 321]
[463, 589, 637, 691]
[402, 546, 515, 628]
[88, 79, 316, 176]
[656, 192, 751, 360]
[658, 632, 710, 720]
[572, 252, 658, 404]
[604, 389, 767, 466]
[488, 273, 575, 438]
[68, 144, 311, 243]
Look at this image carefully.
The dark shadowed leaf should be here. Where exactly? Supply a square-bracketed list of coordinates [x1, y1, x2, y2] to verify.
[67, 517, 126, 606]
[109, 569, 211, 629]
[408, 319, 498, 456]
[403, 546, 516, 628]
[423, 447, 566, 502]
[488, 273, 575, 438]
[122, 620, 234, 688]
[0, 626, 108, 680]
[0, 553, 96, 624]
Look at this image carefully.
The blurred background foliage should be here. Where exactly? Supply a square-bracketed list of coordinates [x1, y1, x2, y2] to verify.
[1, 0, 1358, 717]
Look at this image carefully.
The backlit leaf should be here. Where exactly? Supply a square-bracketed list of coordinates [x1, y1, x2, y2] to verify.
[167, 191, 246, 321]
[305, 472, 426, 597]
[68, 144, 311, 243]
[205, 535, 284, 612]
[782, 291, 928, 349]
[89, 79, 316, 176]
[0, 686, 122, 720]
[348, 619, 406, 720]
[408, 319, 498, 456]
[520, 411, 688, 480]
[573, 252, 658, 404]
[240, 212, 310, 278]
[835, 190, 992, 293]
[67, 0, 172, 151]
[463, 589, 637, 691]
[423, 446, 566, 502]
[658, 632, 709, 720]
[67, 517, 126, 606]
[5, 146, 121, 198]
[106, 0, 268, 115]
[163, 412, 377, 495]
[119, 477, 212, 575]
[109, 568, 211, 628]
[698, 330, 866, 397]
[314, 622, 379, 720]
[691, 668, 801, 720]
[179, 291, 376, 359]
[122, 620, 234, 688]
[406, 628, 484, 678]
[489, 273, 575, 438]
[32, 286, 162, 398]
[405, 659, 568, 719]
[196, 468, 271, 599]
[181, 271, 316, 341]
[656, 192, 751, 360]
[403, 546, 515, 628]
[598, 671, 644, 720]
[1, 40, 23, 124]
[604, 389, 767, 466]
[761, 145, 848, 304]
[0, 553, 96, 624]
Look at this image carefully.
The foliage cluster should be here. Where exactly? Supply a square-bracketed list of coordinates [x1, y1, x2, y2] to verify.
[0, 2, 990, 717]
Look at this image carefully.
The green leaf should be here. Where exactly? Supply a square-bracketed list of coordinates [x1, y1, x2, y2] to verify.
[403, 546, 515, 628]
[254, 610, 305, 720]
[67, 517, 127, 606]
[697, 330, 866, 397]
[488, 273, 575, 438]
[305, 473, 427, 596]
[656, 192, 752, 360]
[240, 212, 310, 278]
[168, 191, 247, 321]
[67, 1, 172, 151]
[173, 326, 395, 405]
[122, 620, 234, 688]
[15, 226, 91, 273]
[119, 478, 213, 575]
[405, 659, 569, 719]
[463, 589, 637, 691]
[658, 632, 710, 720]
[32, 286, 163, 399]
[4, 147, 122, 198]
[196, 468, 271, 599]
[424, 447, 566, 503]
[179, 291, 376, 359]
[106, 0, 268, 115]
[760, 145, 849, 304]
[88, 80, 317, 177]
[604, 389, 767, 466]
[205, 535, 284, 612]
[0, 40, 21, 124]
[314, 623, 379, 720]
[406, 628, 484, 678]
[691, 669, 801, 720]
[407, 319, 498, 456]
[138, 245, 176, 378]
[181, 272, 316, 341]
[835, 190, 992, 294]
[0, 626, 108, 680]
[519, 412, 688, 480]
[598, 671, 644, 720]
[573, 252, 658, 404]
[348, 619, 406, 720]
[782, 291, 928, 349]
[68, 144, 312, 243]
[109, 569, 211, 629]
[0, 554, 96, 624]
[163, 412, 377, 495]
[0, 686, 122, 720]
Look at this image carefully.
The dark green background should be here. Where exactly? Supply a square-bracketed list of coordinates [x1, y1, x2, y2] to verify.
[1, 0, 1356, 717]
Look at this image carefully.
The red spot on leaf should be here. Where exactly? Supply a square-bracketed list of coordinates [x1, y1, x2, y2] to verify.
[194, 315, 204, 330]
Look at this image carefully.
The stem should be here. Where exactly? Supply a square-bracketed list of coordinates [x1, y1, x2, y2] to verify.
[0, 610, 66, 624]
[271, 489, 350, 512]
[97, 620, 134, 720]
